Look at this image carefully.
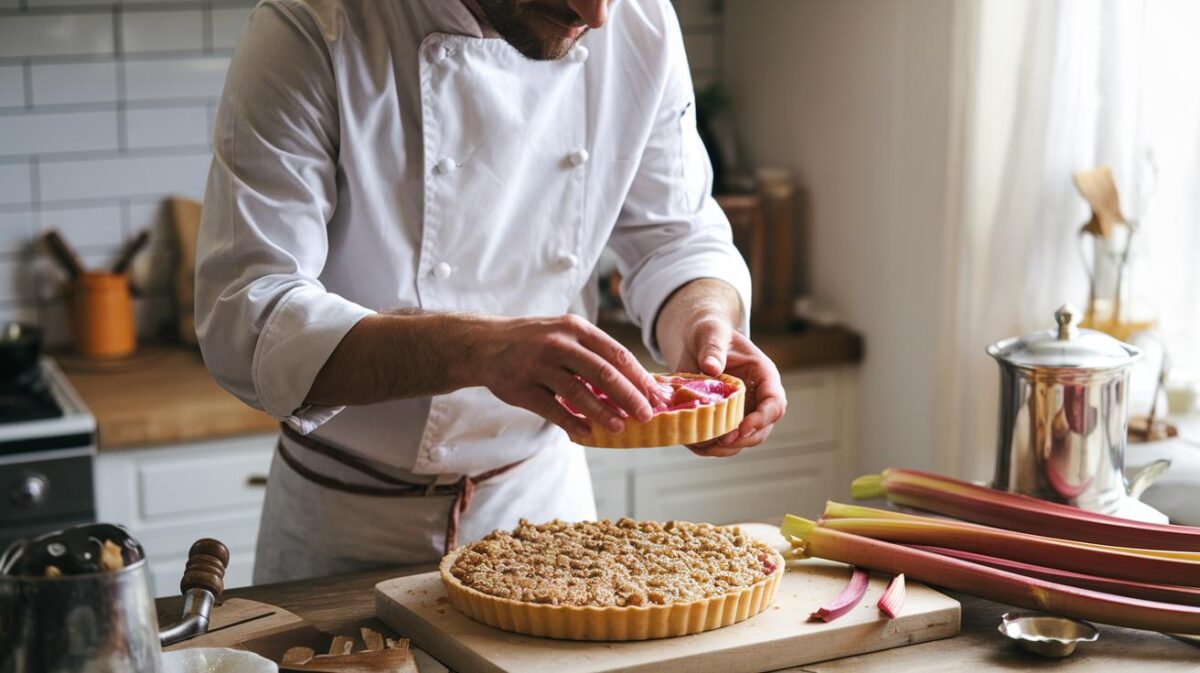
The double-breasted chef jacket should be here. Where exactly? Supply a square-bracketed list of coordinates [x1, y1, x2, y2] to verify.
[195, 0, 752, 581]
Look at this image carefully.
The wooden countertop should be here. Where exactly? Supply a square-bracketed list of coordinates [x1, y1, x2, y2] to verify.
[62, 324, 860, 452]
[58, 346, 277, 451]
[156, 564, 1200, 672]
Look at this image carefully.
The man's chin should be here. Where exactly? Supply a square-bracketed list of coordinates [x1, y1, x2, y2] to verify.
[515, 37, 578, 61]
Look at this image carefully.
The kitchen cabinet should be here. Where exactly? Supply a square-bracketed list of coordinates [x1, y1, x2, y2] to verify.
[587, 368, 856, 523]
[94, 433, 275, 597]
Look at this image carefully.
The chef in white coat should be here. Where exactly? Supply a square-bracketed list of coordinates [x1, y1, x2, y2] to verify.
[196, 0, 786, 583]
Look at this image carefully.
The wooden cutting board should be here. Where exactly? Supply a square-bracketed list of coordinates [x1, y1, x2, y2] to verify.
[375, 523, 960, 673]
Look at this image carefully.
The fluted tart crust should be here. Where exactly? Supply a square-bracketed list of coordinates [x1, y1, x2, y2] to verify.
[439, 518, 783, 641]
[569, 373, 746, 448]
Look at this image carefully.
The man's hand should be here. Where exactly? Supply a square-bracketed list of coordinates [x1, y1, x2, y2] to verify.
[476, 314, 663, 438]
[307, 312, 661, 441]
[656, 279, 786, 458]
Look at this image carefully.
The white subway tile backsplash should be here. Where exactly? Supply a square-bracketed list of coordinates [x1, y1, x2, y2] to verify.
[30, 61, 119, 105]
[0, 66, 25, 108]
[120, 9, 204, 54]
[0, 110, 119, 156]
[211, 5, 253, 50]
[39, 204, 123, 250]
[0, 14, 115, 59]
[124, 56, 230, 101]
[39, 152, 209, 202]
[125, 105, 209, 149]
[0, 211, 34, 255]
[0, 163, 33, 206]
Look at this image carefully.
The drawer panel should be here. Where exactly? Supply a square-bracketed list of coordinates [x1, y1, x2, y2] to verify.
[589, 469, 630, 520]
[633, 447, 836, 524]
[770, 371, 836, 444]
[137, 446, 273, 520]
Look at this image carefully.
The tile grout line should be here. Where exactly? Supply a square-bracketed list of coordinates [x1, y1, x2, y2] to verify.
[21, 58, 32, 110]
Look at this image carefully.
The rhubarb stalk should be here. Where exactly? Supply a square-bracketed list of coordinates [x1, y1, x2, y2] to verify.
[909, 545, 1200, 608]
[816, 516, 1200, 587]
[877, 573, 906, 618]
[781, 515, 1200, 635]
[821, 501, 1200, 561]
[809, 567, 869, 622]
[851, 468, 1200, 552]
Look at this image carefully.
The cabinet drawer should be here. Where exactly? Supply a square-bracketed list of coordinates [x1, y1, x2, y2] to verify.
[633, 447, 836, 524]
[771, 371, 836, 444]
[589, 469, 630, 520]
[138, 451, 271, 520]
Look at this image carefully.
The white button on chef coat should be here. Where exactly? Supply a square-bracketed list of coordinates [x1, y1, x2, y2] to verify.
[429, 445, 449, 462]
[567, 148, 590, 167]
[196, 0, 751, 479]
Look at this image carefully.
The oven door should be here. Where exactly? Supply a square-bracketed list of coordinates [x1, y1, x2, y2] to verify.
[0, 453, 95, 549]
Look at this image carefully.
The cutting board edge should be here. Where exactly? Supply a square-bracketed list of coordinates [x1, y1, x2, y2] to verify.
[375, 587, 506, 673]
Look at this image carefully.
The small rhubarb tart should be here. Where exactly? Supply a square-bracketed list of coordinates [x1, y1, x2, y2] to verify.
[566, 373, 746, 448]
[440, 518, 784, 640]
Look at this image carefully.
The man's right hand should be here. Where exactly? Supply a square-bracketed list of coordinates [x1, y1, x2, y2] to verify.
[474, 314, 663, 438]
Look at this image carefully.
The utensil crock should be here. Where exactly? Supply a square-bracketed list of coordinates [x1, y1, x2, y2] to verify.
[988, 304, 1166, 517]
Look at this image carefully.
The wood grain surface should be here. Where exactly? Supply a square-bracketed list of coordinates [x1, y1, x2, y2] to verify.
[58, 346, 277, 450]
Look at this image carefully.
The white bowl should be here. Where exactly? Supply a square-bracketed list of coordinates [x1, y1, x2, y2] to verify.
[161, 648, 278, 673]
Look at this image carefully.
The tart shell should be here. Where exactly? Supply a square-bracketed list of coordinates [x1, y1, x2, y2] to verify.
[572, 373, 746, 449]
[439, 544, 784, 641]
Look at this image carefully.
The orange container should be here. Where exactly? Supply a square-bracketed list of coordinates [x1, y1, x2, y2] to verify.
[71, 272, 136, 358]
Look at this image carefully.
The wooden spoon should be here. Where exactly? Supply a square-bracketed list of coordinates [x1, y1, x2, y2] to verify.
[1073, 166, 1125, 239]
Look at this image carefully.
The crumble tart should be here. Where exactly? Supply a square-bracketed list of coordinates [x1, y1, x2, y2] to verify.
[439, 518, 783, 640]
[567, 373, 746, 448]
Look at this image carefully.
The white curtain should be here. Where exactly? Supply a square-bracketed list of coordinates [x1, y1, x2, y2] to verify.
[942, 0, 1200, 479]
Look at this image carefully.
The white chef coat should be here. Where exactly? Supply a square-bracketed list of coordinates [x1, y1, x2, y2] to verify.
[195, 0, 752, 578]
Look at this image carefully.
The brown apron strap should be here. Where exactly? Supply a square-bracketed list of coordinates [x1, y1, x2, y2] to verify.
[276, 424, 526, 554]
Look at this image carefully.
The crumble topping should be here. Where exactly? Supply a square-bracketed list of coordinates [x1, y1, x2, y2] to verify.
[448, 518, 779, 608]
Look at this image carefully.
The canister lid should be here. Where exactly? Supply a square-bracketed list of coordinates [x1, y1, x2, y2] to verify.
[986, 304, 1141, 370]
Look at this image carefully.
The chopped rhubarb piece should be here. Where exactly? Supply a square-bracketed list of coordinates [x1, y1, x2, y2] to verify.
[877, 573, 906, 618]
[808, 567, 869, 622]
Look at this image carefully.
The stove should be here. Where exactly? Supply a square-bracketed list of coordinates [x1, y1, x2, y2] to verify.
[0, 358, 97, 549]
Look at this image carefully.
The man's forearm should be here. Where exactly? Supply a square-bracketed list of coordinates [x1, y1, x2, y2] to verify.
[654, 278, 742, 370]
[304, 311, 494, 406]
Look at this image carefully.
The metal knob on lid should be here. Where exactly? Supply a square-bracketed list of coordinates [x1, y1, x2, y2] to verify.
[1055, 303, 1079, 341]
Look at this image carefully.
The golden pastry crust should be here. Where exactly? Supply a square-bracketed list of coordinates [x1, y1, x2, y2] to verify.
[572, 373, 746, 449]
[439, 518, 783, 641]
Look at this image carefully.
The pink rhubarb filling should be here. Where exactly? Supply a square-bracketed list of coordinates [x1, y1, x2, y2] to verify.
[564, 375, 739, 419]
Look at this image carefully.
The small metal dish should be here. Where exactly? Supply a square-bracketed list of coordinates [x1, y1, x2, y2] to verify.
[998, 612, 1100, 658]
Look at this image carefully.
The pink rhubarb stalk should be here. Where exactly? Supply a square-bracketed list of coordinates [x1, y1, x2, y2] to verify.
[809, 566, 869, 622]
[815, 516, 1200, 587]
[851, 468, 1200, 551]
[877, 573, 906, 618]
[910, 545, 1200, 607]
[781, 515, 1200, 635]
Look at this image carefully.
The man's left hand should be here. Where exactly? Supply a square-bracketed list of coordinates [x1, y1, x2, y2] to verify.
[674, 317, 786, 457]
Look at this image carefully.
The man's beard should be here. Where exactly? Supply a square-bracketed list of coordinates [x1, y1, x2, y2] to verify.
[474, 0, 588, 61]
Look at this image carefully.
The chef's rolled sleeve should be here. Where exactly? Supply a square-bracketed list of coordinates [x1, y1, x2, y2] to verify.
[195, 1, 372, 431]
[608, 5, 752, 363]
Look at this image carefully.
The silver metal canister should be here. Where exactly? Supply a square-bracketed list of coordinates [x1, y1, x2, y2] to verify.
[987, 304, 1160, 516]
